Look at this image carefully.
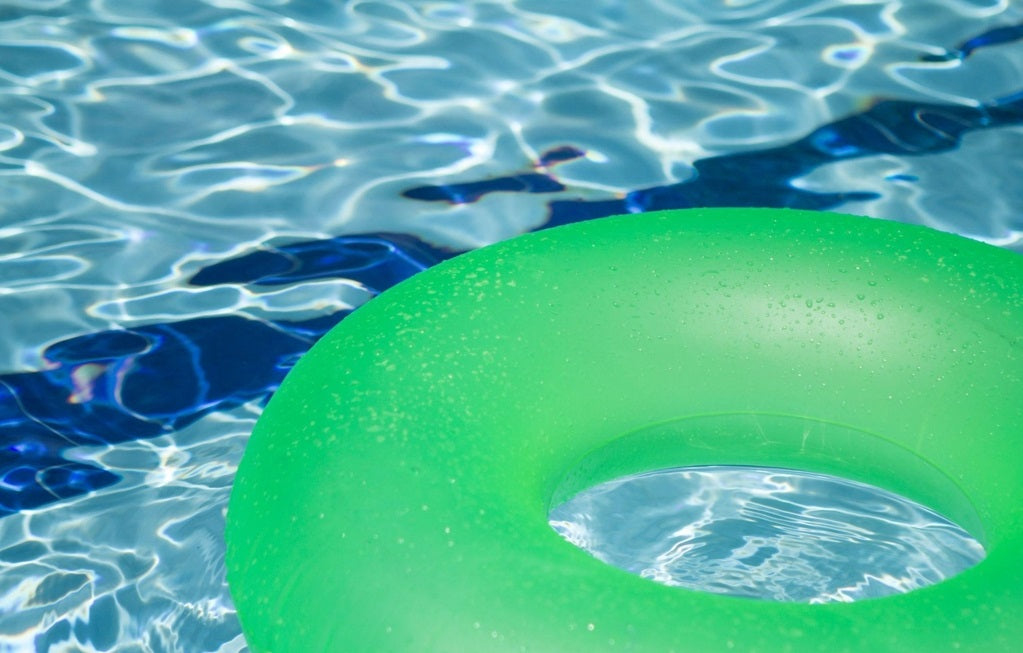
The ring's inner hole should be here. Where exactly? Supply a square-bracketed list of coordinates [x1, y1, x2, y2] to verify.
[549, 465, 985, 603]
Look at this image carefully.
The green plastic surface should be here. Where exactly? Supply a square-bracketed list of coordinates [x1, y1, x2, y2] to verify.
[226, 208, 1023, 652]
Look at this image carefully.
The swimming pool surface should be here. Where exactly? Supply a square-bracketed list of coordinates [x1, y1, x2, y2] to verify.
[0, 0, 1021, 650]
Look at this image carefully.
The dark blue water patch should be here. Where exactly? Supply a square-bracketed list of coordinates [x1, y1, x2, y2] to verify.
[401, 93, 1023, 230]
[0, 312, 342, 516]
[886, 174, 919, 182]
[1, 42, 1021, 516]
[44, 331, 152, 364]
[401, 145, 585, 205]
[920, 22, 1023, 62]
[189, 232, 453, 288]
[538, 145, 587, 167]
[550, 94, 1021, 227]
[3, 232, 448, 515]
[994, 88, 1023, 108]
[403, 173, 564, 205]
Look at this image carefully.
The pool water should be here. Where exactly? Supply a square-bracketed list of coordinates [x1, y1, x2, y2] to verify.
[0, 0, 1021, 650]
[549, 466, 985, 603]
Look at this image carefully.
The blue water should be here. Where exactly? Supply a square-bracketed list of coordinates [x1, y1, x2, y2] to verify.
[549, 466, 985, 603]
[0, 0, 1021, 650]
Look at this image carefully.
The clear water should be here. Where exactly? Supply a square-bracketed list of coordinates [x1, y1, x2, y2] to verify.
[549, 466, 986, 603]
[0, 0, 1020, 650]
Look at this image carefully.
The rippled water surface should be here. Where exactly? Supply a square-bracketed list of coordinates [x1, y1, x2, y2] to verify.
[549, 466, 986, 603]
[0, 0, 1021, 650]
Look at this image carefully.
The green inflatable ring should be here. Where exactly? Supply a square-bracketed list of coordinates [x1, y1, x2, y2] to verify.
[226, 208, 1023, 652]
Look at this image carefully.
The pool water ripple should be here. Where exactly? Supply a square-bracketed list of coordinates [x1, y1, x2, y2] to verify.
[0, 0, 1021, 649]
[550, 467, 985, 603]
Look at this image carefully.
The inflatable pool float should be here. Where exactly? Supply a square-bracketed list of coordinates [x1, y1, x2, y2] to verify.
[226, 208, 1023, 652]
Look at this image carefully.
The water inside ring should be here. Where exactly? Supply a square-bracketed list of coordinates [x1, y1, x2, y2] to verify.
[549, 465, 985, 603]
